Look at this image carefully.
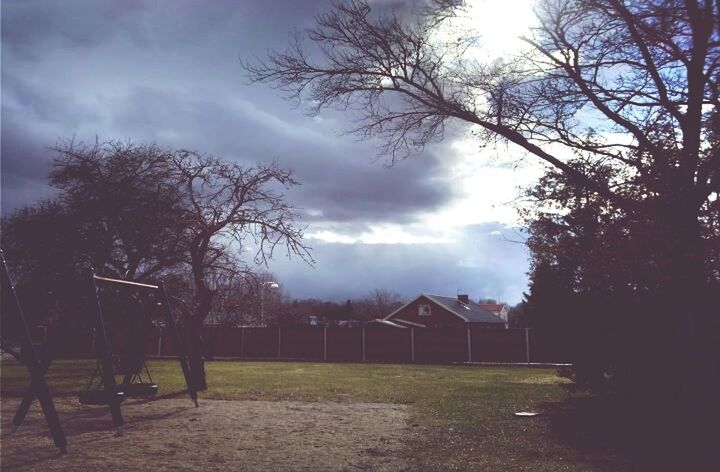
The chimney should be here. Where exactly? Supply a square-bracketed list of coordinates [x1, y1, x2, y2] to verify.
[457, 294, 469, 304]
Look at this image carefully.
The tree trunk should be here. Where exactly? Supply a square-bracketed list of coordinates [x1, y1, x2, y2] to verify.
[646, 196, 719, 469]
[187, 283, 214, 392]
[183, 243, 214, 391]
[187, 327, 207, 391]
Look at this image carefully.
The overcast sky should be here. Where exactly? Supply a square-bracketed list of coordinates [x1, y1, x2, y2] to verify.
[1, 0, 542, 304]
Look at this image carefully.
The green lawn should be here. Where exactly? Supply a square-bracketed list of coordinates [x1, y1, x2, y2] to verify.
[1, 360, 627, 471]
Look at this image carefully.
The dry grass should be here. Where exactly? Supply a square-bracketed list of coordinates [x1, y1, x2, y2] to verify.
[1, 360, 630, 471]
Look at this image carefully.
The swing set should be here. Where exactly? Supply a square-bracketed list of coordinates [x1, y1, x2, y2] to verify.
[1, 251, 200, 453]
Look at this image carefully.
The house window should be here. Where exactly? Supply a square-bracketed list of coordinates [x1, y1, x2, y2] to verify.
[418, 304, 431, 316]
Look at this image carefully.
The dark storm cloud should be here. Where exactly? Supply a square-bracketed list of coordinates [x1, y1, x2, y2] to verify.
[1, 0, 531, 302]
[0, 112, 63, 210]
[2, 0, 453, 222]
[106, 84, 453, 222]
[2, 0, 243, 56]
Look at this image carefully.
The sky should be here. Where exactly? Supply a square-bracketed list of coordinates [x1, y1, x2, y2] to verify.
[1, 0, 543, 304]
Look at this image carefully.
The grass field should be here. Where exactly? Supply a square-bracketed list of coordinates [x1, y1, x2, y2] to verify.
[1, 360, 629, 471]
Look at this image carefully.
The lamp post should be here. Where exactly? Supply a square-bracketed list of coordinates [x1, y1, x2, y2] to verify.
[260, 281, 279, 326]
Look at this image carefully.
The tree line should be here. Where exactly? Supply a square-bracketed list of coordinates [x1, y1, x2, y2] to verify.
[203, 285, 407, 327]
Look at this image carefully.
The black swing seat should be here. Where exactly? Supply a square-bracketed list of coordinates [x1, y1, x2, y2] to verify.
[123, 382, 158, 397]
[78, 390, 126, 406]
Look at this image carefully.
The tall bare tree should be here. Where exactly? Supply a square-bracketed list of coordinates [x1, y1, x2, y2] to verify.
[244, 0, 718, 288]
[170, 152, 312, 388]
[2, 141, 191, 329]
[49, 139, 188, 281]
[246, 0, 720, 458]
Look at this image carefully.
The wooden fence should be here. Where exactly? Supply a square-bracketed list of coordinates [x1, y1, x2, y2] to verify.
[43, 326, 571, 364]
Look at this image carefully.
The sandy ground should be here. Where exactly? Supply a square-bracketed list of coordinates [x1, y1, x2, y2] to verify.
[0, 396, 410, 471]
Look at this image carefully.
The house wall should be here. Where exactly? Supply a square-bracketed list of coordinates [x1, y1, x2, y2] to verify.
[500, 307, 509, 329]
[387, 296, 466, 328]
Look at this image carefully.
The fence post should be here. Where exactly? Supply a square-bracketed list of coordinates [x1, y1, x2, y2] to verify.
[157, 328, 162, 356]
[525, 328, 530, 364]
[361, 327, 366, 361]
[240, 327, 245, 358]
[323, 326, 328, 361]
[278, 327, 282, 358]
[410, 328, 415, 362]
[467, 326, 472, 362]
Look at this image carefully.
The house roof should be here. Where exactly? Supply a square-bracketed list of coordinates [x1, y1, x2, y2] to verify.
[385, 294, 505, 324]
[478, 303, 506, 313]
[424, 295, 505, 323]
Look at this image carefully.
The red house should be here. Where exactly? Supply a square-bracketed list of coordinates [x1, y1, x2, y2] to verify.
[376, 294, 506, 328]
[478, 303, 509, 328]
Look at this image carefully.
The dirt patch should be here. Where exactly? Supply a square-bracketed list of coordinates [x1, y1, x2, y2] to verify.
[1, 396, 410, 471]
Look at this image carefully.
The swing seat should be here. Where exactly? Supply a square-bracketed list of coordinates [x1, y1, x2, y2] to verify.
[78, 390, 126, 406]
[124, 382, 158, 397]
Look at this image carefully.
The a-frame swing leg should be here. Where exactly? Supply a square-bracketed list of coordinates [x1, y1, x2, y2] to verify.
[12, 356, 51, 432]
[86, 269, 124, 435]
[1, 252, 67, 453]
[157, 282, 199, 407]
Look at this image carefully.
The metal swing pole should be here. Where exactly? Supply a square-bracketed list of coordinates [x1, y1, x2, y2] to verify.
[157, 282, 199, 407]
[86, 268, 125, 435]
[1, 251, 68, 453]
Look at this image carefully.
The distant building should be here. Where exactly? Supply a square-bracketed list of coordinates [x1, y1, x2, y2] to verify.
[478, 303, 509, 329]
[372, 294, 506, 329]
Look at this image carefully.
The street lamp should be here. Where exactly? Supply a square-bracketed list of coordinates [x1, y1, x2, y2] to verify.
[260, 281, 279, 326]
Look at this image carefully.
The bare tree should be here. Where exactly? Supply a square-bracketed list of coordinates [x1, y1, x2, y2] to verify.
[244, 0, 719, 276]
[245, 0, 720, 453]
[209, 271, 286, 327]
[49, 139, 188, 281]
[198, 273, 256, 326]
[1, 140, 192, 329]
[361, 288, 406, 319]
[170, 152, 312, 388]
